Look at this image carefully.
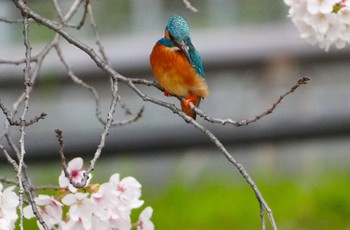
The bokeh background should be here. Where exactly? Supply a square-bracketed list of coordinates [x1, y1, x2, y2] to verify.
[1, 0, 350, 229]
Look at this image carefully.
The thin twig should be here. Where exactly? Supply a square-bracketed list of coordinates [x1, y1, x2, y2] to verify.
[0, 176, 60, 191]
[17, 11, 31, 230]
[53, 44, 105, 124]
[4, 134, 21, 164]
[87, 2, 139, 119]
[182, 0, 198, 12]
[55, 129, 76, 186]
[122, 79, 279, 228]
[189, 77, 310, 126]
[52, 0, 88, 28]
[0, 17, 23, 23]
[189, 121, 278, 229]
[84, 78, 119, 178]
[0, 144, 19, 171]
[18, 7, 50, 230]
[55, 79, 120, 188]
[64, 0, 84, 21]
[0, 58, 27, 65]
[21, 178, 48, 230]
[0, 176, 18, 185]
[111, 106, 144, 126]
[0, 100, 47, 126]
[51, 0, 64, 22]
[260, 202, 266, 230]
[131, 78, 162, 90]
[87, 3, 109, 64]
[54, 44, 141, 126]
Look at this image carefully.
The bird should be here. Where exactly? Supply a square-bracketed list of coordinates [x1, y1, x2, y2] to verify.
[150, 15, 208, 120]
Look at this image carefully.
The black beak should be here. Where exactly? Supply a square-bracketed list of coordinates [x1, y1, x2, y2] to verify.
[176, 40, 191, 64]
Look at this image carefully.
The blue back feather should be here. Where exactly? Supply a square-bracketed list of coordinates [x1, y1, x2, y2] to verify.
[186, 38, 205, 77]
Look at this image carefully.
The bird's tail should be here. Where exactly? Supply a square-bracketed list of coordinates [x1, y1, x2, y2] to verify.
[180, 96, 201, 120]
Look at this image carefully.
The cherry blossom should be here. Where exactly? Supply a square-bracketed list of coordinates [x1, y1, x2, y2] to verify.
[0, 184, 19, 230]
[21, 157, 154, 230]
[137, 207, 154, 230]
[60, 218, 87, 230]
[91, 174, 145, 229]
[307, 0, 340, 14]
[108, 209, 133, 230]
[91, 183, 113, 221]
[109, 174, 144, 210]
[91, 182, 133, 229]
[23, 194, 63, 230]
[285, 0, 350, 50]
[58, 157, 91, 193]
[61, 192, 95, 229]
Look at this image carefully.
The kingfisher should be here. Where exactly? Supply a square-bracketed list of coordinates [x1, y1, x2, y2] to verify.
[150, 15, 208, 120]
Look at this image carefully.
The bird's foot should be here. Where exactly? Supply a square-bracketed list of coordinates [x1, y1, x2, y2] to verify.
[184, 93, 197, 107]
[164, 91, 170, 97]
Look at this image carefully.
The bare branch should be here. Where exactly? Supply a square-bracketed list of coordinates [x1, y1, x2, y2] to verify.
[182, 0, 198, 12]
[260, 202, 266, 230]
[4, 134, 21, 163]
[87, 3, 109, 64]
[17, 11, 32, 230]
[0, 58, 27, 65]
[0, 144, 19, 171]
[131, 78, 162, 90]
[55, 129, 71, 183]
[83, 78, 120, 186]
[0, 176, 60, 192]
[0, 17, 23, 23]
[21, 178, 49, 230]
[189, 77, 311, 126]
[55, 79, 121, 188]
[0, 176, 18, 185]
[12, 0, 122, 82]
[52, 0, 88, 29]
[51, 0, 64, 22]
[14, 8, 50, 230]
[111, 106, 144, 126]
[53, 43, 106, 122]
[186, 119, 278, 229]
[0, 100, 47, 126]
[54, 44, 139, 127]
[55, 129, 88, 189]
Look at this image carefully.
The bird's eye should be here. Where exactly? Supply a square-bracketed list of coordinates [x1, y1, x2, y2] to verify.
[168, 33, 175, 42]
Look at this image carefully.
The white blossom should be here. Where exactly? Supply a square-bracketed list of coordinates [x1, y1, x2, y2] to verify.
[338, 6, 350, 23]
[286, 0, 350, 50]
[23, 195, 63, 230]
[22, 158, 153, 230]
[59, 157, 91, 193]
[0, 184, 18, 230]
[307, 0, 338, 14]
[137, 207, 154, 230]
[62, 192, 95, 229]
[109, 174, 144, 210]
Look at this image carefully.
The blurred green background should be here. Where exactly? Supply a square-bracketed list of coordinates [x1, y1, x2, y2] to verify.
[2, 147, 350, 229]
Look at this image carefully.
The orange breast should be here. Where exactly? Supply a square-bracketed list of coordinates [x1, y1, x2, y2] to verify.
[150, 43, 208, 98]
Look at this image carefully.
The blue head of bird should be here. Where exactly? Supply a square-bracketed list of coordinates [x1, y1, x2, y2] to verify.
[166, 15, 190, 42]
[165, 15, 192, 62]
